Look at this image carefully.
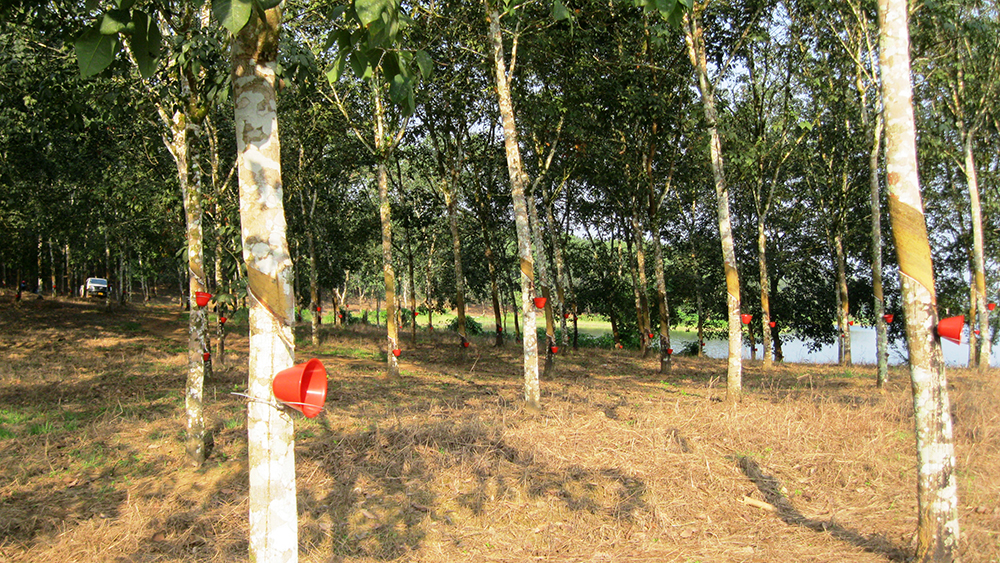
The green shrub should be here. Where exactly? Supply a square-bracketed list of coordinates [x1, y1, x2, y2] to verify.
[447, 315, 484, 336]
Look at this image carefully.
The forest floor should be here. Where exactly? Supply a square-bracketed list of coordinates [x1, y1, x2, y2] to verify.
[0, 295, 998, 563]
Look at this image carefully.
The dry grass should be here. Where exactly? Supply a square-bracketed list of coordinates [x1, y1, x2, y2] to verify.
[0, 297, 998, 562]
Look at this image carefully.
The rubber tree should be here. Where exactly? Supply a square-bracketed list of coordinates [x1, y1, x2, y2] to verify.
[918, 2, 999, 372]
[878, 0, 961, 558]
[812, 0, 890, 384]
[682, 0, 745, 402]
[318, 0, 432, 379]
[74, 0, 228, 465]
[484, 0, 541, 410]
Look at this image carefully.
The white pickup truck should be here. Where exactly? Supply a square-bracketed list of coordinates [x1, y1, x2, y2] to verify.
[80, 277, 109, 298]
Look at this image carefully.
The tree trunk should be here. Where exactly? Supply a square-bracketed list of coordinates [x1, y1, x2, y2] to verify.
[424, 233, 436, 333]
[446, 191, 468, 347]
[651, 227, 671, 373]
[483, 232, 504, 347]
[877, 0, 961, 559]
[696, 291, 705, 357]
[857, 63, 889, 386]
[406, 226, 417, 346]
[631, 208, 652, 358]
[374, 88, 400, 380]
[528, 192, 556, 375]
[684, 9, 741, 401]
[164, 98, 210, 466]
[487, 3, 539, 410]
[308, 228, 320, 347]
[963, 130, 990, 372]
[834, 229, 852, 366]
[233, 8, 299, 562]
[543, 182, 570, 350]
[757, 219, 773, 369]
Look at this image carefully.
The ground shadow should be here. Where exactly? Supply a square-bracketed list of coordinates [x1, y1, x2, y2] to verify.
[297, 406, 654, 560]
[734, 455, 908, 561]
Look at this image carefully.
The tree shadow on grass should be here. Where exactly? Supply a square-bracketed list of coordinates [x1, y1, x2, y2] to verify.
[297, 412, 653, 561]
[734, 455, 908, 562]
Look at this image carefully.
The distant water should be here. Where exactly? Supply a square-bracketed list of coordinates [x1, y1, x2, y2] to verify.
[679, 326, 999, 368]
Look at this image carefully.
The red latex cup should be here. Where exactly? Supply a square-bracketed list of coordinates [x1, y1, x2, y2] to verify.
[392, 349, 401, 357]
[936, 315, 965, 345]
[741, 314, 752, 325]
[272, 358, 327, 418]
[194, 291, 212, 307]
[883, 314, 894, 323]
[533, 297, 547, 309]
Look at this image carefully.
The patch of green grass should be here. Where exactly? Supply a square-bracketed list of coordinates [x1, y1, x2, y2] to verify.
[27, 420, 55, 435]
[323, 345, 380, 361]
[117, 321, 144, 333]
[223, 417, 242, 430]
[0, 408, 30, 425]
[0, 426, 15, 439]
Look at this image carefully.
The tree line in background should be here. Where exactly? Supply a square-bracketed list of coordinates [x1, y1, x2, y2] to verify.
[4, 0, 997, 365]
[0, 0, 994, 560]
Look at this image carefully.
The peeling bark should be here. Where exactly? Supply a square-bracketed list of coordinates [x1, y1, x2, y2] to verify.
[878, 0, 961, 558]
[684, 8, 741, 401]
[487, 3, 539, 410]
[233, 7, 298, 562]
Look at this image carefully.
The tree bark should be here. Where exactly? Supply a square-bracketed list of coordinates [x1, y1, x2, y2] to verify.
[631, 207, 652, 358]
[684, 8, 741, 401]
[446, 190, 468, 347]
[963, 131, 990, 372]
[528, 191, 556, 375]
[834, 228, 852, 366]
[487, 3, 539, 410]
[374, 87, 400, 380]
[233, 7, 298, 562]
[877, 0, 961, 559]
[162, 90, 210, 466]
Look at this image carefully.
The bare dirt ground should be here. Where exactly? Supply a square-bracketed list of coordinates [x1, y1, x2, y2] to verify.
[0, 296, 998, 562]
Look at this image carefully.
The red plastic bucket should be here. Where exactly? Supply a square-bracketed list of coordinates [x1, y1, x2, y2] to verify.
[194, 291, 212, 307]
[936, 315, 965, 345]
[741, 314, 752, 325]
[272, 359, 327, 418]
[533, 297, 547, 309]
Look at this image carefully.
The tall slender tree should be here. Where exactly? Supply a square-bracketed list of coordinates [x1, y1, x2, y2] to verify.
[878, 0, 961, 558]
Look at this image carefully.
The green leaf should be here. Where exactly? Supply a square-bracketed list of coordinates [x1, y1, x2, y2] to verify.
[355, 0, 393, 27]
[326, 53, 347, 83]
[349, 50, 371, 78]
[117, 0, 137, 9]
[381, 50, 400, 77]
[75, 26, 120, 78]
[255, 0, 281, 10]
[100, 9, 130, 35]
[85, 0, 100, 11]
[388, 72, 412, 105]
[212, 0, 253, 34]
[414, 49, 433, 79]
[129, 10, 161, 78]
[552, 0, 571, 20]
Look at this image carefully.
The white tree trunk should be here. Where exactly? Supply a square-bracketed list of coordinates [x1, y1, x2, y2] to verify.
[486, 3, 539, 410]
[233, 7, 298, 562]
[877, 0, 961, 559]
[684, 8, 741, 401]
